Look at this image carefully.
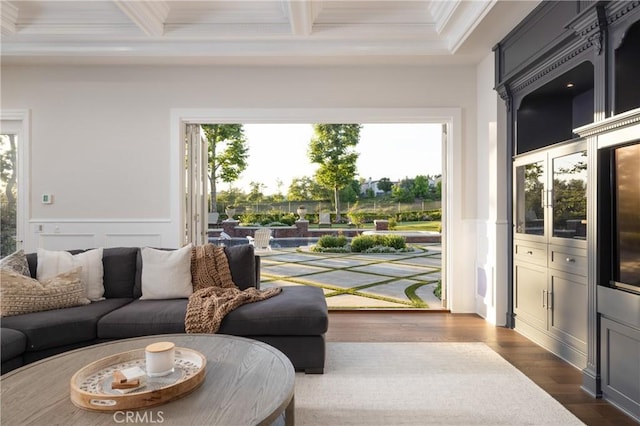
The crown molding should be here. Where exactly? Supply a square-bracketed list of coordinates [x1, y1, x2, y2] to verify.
[113, 1, 169, 37]
[439, 0, 495, 52]
[1, 1, 18, 36]
[429, 0, 458, 34]
[285, 0, 316, 36]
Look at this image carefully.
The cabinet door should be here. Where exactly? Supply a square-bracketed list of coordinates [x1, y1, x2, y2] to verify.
[548, 270, 587, 353]
[514, 154, 547, 242]
[514, 262, 548, 330]
[550, 149, 588, 247]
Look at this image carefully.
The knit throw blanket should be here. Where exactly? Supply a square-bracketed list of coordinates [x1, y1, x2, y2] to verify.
[185, 244, 281, 334]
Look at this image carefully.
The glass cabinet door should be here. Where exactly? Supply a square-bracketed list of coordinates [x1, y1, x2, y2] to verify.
[515, 160, 546, 236]
[551, 151, 587, 240]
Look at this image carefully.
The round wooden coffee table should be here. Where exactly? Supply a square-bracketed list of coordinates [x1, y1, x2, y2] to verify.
[1, 334, 295, 425]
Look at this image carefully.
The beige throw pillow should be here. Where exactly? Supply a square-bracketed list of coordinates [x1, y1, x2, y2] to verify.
[36, 248, 105, 301]
[0, 267, 91, 317]
[0, 249, 31, 276]
[140, 244, 193, 300]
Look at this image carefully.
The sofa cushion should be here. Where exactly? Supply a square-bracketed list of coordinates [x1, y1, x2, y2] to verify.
[219, 286, 328, 336]
[0, 267, 91, 317]
[0, 298, 133, 351]
[140, 245, 193, 300]
[97, 299, 187, 339]
[36, 248, 105, 301]
[102, 247, 139, 298]
[0, 249, 30, 276]
[226, 244, 257, 290]
[133, 245, 257, 298]
[26, 248, 139, 299]
[1, 328, 27, 362]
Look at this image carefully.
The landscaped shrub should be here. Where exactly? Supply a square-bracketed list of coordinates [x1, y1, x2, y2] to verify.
[310, 245, 350, 253]
[239, 213, 261, 226]
[351, 234, 407, 252]
[279, 213, 297, 226]
[347, 212, 365, 227]
[316, 235, 348, 248]
[350, 235, 377, 252]
[434, 280, 442, 299]
[239, 212, 297, 226]
[382, 234, 406, 250]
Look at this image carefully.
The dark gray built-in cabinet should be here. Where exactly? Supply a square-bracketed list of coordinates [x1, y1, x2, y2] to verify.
[495, 1, 640, 421]
[513, 141, 588, 369]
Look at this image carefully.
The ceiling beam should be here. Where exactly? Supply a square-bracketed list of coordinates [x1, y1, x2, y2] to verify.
[113, 1, 169, 37]
[285, 0, 318, 36]
[1, 1, 18, 36]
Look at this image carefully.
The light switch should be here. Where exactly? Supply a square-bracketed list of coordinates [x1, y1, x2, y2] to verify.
[42, 194, 53, 204]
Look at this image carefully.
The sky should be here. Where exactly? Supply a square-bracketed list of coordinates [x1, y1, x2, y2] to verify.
[231, 123, 443, 195]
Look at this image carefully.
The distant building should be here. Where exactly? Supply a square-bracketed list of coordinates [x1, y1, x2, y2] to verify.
[360, 178, 395, 197]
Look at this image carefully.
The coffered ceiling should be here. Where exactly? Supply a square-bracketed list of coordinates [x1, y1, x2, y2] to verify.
[1, 1, 540, 65]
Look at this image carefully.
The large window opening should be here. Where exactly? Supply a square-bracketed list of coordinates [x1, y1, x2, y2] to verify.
[186, 122, 444, 310]
[172, 108, 460, 312]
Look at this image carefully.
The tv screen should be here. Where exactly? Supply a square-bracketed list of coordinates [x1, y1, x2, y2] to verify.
[612, 142, 640, 292]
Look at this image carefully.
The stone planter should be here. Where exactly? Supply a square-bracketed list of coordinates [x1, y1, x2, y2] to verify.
[296, 207, 307, 220]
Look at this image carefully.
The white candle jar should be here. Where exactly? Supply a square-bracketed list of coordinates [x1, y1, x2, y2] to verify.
[145, 342, 175, 377]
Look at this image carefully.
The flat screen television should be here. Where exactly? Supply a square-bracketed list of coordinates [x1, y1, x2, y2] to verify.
[610, 142, 640, 294]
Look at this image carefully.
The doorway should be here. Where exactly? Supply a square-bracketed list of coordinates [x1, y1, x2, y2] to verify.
[171, 108, 462, 311]
[0, 112, 29, 257]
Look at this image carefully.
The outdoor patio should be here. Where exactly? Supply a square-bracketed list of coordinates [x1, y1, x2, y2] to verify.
[257, 244, 443, 309]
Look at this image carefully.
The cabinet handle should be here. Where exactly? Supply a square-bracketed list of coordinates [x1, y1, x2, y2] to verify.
[565, 257, 575, 263]
[527, 251, 534, 255]
[542, 290, 547, 308]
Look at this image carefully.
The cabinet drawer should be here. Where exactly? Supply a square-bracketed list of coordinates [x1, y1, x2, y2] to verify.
[549, 246, 587, 276]
[514, 241, 547, 266]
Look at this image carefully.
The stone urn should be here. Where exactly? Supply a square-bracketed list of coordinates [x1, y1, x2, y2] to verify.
[296, 206, 307, 220]
[225, 206, 236, 219]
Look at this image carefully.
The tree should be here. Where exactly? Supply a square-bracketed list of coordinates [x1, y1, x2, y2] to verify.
[308, 124, 361, 222]
[339, 179, 360, 203]
[272, 178, 285, 203]
[287, 176, 329, 201]
[247, 181, 266, 203]
[391, 184, 414, 203]
[201, 124, 249, 213]
[377, 177, 393, 194]
[413, 175, 430, 199]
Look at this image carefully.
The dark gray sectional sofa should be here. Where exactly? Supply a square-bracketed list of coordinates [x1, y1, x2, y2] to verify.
[0, 245, 328, 375]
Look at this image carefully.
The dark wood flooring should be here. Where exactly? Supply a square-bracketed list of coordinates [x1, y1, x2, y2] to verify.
[325, 311, 638, 426]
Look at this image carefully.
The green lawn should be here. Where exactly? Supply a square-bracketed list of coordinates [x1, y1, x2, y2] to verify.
[394, 221, 441, 232]
[307, 221, 441, 232]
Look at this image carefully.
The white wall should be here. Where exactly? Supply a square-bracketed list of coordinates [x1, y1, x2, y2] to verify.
[2, 63, 485, 312]
[474, 53, 509, 325]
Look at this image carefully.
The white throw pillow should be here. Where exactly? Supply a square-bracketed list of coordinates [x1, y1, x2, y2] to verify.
[36, 248, 105, 301]
[140, 244, 193, 300]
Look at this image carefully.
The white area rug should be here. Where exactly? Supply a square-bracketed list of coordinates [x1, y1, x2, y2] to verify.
[294, 342, 584, 425]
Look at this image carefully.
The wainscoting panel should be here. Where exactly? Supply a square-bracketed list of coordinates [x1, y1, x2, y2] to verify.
[104, 233, 163, 248]
[27, 219, 177, 252]
[38, 234, 96, 250]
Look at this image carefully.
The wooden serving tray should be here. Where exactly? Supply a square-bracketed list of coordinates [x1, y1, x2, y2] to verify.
[70, 347, 206, 411]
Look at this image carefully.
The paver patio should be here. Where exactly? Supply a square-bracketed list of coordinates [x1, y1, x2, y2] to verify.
[259, 244, 444, 309]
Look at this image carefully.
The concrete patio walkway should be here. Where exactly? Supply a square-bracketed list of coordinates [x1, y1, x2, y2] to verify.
[258, 244, 443, 309]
